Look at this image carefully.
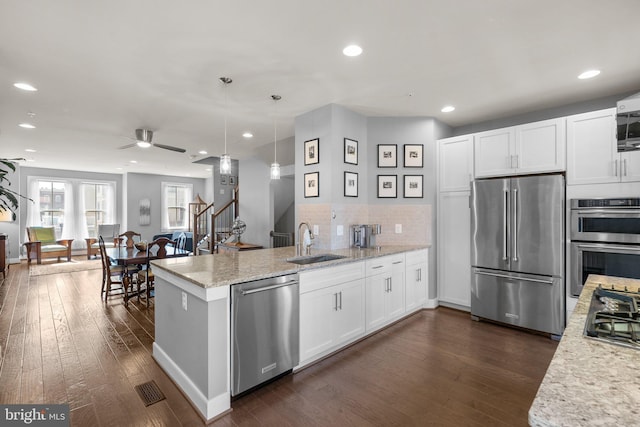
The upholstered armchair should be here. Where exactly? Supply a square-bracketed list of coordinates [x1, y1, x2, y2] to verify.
[24, 226, 73, 264]
[85, 224, 120, 259]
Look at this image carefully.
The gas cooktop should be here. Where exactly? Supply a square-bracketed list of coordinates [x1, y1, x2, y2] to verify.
[584, 285, 640, 349]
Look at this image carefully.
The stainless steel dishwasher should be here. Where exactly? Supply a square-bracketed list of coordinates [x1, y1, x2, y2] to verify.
[231, 273, 299, 397]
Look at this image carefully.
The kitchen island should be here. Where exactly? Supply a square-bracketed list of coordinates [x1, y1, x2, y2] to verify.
[529, 274, 640, 426]
[149, 245, 428, 422]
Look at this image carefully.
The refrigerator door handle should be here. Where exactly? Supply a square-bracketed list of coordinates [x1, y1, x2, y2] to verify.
[512, 188, 519, 262]
[475, 270, 554, 285]
[503, 188, 509, 261]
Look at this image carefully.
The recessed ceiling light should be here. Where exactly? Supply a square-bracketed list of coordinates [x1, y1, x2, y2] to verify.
[14, 82, 37, 91]
[242, 132, 253, 139]
[130, 160, 137, 164]
[441, 105, 455, 113]
[25, 148, 36, 152]
[19, 123, 36, 129]
[578, 69, 600, 79]
[199, 150, 208, 155]
[343, 44, 363, 57]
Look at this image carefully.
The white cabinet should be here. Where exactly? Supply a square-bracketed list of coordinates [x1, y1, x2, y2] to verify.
[437, 135, 473, 192]
[365, 254, 405, 332]
[405, 249, 428, 313]
[437, 191, 471, 309]
[299, 262, 365, 365]
[474, 118, 565, 178]
[567, 108, 640, 185]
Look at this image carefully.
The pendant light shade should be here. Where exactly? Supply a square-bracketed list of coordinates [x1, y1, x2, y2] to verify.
[219, 77, 232, 175]
[270, 94, 281, 180]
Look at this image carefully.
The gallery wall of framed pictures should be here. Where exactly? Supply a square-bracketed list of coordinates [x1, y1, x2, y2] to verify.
[300, 136, 424, 200]
[375, 143, 424, 199]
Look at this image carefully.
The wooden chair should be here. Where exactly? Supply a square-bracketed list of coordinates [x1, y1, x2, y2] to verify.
[98, 236, 126, 300]
[136, 237, 175, 307]
[24, 226, 73, 264]
[119, 231, 141, 249]
[85, 223, 120, 259]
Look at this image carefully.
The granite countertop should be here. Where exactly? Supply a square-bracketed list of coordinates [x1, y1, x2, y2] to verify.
[151, 245, 428, 288]
[529, 274, 640, 427]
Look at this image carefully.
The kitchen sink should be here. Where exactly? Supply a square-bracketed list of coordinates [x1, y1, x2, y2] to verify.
[286, 254, 347, 265]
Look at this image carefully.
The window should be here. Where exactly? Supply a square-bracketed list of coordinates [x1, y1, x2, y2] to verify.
[38, 181, 66, 238]
[83, 182, 116, 238]
[161, 182, 192, 231]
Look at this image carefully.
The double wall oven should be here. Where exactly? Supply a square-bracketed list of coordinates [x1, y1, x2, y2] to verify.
[570, 198, 640, 296]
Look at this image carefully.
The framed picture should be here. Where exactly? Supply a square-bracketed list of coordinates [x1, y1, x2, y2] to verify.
[304, 172, 319, 198]
[377, 175, 397, 198]
[344, 172, 358, 197]
[139, 198, 151, 226]
[404, 144, 424, 168]
[220, 175, 228, 185]
[229, 175, 237, 186]
[404, 175, 423, 198]
[377, 144, 397, 168]
[344, 138, 358, 165]
[304, 138, 319, 165]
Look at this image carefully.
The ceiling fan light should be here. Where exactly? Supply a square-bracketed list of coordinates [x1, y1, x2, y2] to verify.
[136, 140, 152, 148]
[270, 162, 281, 180]
[220, 154, 231, 175]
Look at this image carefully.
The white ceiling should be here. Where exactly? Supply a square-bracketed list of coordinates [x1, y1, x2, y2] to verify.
[1, 0, 640, 178]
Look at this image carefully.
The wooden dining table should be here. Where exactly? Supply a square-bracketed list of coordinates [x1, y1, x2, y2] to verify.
[105, 245, 190, 305]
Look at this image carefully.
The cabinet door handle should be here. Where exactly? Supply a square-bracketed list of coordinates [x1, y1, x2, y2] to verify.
[392, 261, 403, 265]
[338, 291, 342, 310]
[372, 265, 383, 269]
[334, 293, 338, 311]
[624, 158, 628, 176]
[389, 278, 393, 292]
[615, 159, 618, 177]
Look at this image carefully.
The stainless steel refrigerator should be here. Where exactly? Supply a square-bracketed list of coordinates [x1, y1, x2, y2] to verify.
[470, 174, 565, 336]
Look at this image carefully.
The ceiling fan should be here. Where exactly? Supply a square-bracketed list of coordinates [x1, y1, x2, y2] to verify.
[118, 129, 186, 153]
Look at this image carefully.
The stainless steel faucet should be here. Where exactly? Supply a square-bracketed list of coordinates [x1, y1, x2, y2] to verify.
[296, 222, 314, 256]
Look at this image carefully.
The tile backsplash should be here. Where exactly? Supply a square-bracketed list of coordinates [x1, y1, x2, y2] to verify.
[298, 203, 432, 250]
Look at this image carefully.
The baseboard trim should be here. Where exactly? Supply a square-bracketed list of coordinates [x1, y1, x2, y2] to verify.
[153, 342, 230, 422]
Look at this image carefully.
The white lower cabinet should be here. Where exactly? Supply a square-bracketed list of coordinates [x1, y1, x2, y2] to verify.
[365, 254, 405, 332]
[405, 249, 428, 313]
[298, 262, 365, 366]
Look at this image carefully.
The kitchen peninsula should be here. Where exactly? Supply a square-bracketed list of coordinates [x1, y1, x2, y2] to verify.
[149, 245, 429, 422]
[529, 274, 640, 426]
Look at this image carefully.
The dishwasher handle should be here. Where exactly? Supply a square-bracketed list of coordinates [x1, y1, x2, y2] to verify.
[241, 280, 299, 296]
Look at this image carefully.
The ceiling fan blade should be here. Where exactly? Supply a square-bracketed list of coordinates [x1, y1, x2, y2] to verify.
[117, 142, 136, 150]
[154, 143, 186, 153]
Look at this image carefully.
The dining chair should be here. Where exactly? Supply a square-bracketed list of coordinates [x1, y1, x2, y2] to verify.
[98, 236, 126, 300]
[175, 232, 187, 252]
[119, 230, 141, 249]
[136, 237, 176, 307]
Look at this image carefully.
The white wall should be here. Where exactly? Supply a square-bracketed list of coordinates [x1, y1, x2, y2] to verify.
[238, 156, 272, 248]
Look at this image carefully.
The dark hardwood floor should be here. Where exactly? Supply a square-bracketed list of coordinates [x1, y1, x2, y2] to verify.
[0, 259, 558, 426]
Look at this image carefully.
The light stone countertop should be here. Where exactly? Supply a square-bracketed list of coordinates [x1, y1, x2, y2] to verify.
[529, 275, 640, 427]
[151, 245, 428, 288]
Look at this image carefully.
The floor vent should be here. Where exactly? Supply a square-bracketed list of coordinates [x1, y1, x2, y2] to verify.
[135, 380, 166, 406]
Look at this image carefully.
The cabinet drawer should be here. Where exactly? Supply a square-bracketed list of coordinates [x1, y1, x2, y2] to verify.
[365, 254, 404, 276]
[405, 249, 427, 266]
[299, 261, 365, 294]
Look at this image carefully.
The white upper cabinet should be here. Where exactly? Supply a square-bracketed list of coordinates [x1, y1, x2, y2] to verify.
[474, 118, 566, 178]
[474, 127, 515, 177]
[515, 118, 566, 175]
[567, 108, 640, 185]
[438, 135, 473, 192]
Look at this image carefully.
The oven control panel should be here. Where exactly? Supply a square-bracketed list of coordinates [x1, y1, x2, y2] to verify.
[572, 198, 640, 208]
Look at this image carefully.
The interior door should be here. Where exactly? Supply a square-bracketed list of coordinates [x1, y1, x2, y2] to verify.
[471, 178, 510, 271]
[510, 175, 564, 277]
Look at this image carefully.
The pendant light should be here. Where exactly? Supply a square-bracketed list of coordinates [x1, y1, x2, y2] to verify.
[219, 77, 232, 175]
[270, 94, 281, 180]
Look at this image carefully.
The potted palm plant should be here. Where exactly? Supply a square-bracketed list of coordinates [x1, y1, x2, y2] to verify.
[0, 158, 30, 221]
